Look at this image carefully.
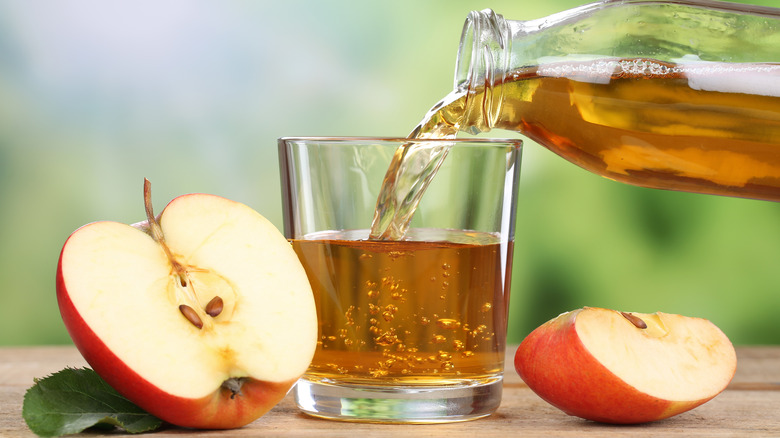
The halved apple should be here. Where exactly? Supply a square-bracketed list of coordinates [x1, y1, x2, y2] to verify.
[514, 307, 737, 424]
[56, 180, 317, 429]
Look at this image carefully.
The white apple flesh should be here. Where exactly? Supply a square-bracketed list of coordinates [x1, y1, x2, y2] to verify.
[515, 307, 737, 424]
[57, 182, 317, 429]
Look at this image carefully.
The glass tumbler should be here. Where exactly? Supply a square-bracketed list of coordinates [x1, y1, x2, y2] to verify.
[278, 137, 522, 423]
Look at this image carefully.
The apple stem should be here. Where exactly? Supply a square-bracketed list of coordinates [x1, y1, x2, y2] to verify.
[143, 178, 212, 330]
[143, 179, 189, 287]
[621, 311, 648, 329]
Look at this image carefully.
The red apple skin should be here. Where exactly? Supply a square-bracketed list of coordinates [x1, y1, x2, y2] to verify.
[514, 309, 706, 424]
[56, 238, 295, 430]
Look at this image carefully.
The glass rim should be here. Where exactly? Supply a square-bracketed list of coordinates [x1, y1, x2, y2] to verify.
[278, 136, 523, 146]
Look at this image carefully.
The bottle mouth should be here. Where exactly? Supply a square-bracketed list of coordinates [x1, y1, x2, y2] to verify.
[455, 9, 510, 91]
[454, 11, 477, 92]
[454, 9, 510, 132]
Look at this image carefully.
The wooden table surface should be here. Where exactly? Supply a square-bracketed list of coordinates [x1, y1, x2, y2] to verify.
[2, 345, 779, 437]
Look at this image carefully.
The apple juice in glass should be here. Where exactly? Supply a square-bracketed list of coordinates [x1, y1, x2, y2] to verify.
[278, 137, 521, 423]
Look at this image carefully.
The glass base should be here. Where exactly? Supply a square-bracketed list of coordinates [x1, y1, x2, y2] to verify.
[294, 376, 503, 423]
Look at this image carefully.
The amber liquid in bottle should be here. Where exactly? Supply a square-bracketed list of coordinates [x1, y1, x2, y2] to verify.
[415, 58, 780, 200]
[369, 58, 780, 240]
[291, 229, 512, 386]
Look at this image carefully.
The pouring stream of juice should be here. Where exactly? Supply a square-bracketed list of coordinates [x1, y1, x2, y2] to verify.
[369, 58, 780, 241]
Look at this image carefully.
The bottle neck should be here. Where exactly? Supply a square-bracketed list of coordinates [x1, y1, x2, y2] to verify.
[455, 9, 511, 133]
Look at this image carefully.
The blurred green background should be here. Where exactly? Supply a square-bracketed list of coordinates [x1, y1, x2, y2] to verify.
[1, 0, 779, 347]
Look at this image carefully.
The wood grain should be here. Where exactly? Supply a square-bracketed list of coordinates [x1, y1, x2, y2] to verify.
[2, 346, 779, 437]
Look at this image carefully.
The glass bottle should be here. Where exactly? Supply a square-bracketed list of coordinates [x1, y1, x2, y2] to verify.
[370, 0, 779, 240]
[414, 0, 780, 202]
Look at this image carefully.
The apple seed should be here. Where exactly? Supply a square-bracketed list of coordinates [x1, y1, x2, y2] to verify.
[205, 296, 224, 318]
[620, 311, 648, 329]
[179, 304, 204, 329]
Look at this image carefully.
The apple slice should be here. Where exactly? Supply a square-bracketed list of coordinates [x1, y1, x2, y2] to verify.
[514, 307, 737, 424]
[56, 180, 317, 429]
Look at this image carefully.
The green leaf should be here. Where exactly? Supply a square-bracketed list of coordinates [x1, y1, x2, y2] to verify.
[22, 367, 163, 437]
